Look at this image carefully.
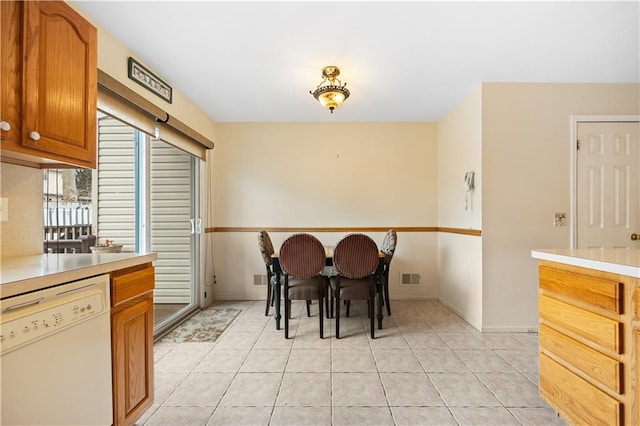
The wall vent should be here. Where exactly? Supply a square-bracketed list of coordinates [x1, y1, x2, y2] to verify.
[400, 273, 421, 286]
[253, 274, 269, 286]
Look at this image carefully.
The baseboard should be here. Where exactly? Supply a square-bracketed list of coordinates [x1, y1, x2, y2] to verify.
[480, 325, 539, 333]
[210, 295, 538, 332]
[437, 297, 538, 333]
[437, 297, 482, 331]
[388, 296, 439, 301]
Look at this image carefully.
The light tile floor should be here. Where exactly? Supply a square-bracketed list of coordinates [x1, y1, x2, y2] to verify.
[138, 300, 567, 426]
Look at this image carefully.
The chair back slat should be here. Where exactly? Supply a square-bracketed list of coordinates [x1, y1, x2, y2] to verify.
[333, 233, 379, 279]
[381, 229, 397, 264]
[258, 230, 275, 266]
[279, 233, 326, 279]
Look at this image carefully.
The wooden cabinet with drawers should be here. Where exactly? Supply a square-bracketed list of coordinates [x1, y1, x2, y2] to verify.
[0, 0, 97, 169]
[635, 286, 640, 425]
[538, 261, 639, 425]
[110, 263, 155, 426]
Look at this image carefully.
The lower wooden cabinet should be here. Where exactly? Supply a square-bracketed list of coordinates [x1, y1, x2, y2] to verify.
[538, 261, 639, 426]
[540, 353, 622, 425]
[111, 263, 155, 426]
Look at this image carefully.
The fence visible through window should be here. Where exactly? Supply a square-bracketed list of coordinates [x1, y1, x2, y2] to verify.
[43, 205, 95, 253]
[43, 167, 95, 253]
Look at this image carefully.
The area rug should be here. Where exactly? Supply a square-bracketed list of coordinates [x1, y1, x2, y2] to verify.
[159, 308, 241, 343]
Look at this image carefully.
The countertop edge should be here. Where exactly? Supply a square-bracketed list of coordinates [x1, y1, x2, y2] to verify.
[531, 249, 640, 278]
[1, 253, 158, 299]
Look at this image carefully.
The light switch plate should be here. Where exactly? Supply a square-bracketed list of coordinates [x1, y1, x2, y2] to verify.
[0, 197, 8, 222]
[554, 212, 566, 226]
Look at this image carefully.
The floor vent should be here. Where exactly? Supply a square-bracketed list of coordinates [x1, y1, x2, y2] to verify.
[400, 273, 421, 286]
[253, 274, 268, 286]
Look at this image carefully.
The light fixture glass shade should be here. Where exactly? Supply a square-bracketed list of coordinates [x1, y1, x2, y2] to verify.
[310, 66, 350, 113]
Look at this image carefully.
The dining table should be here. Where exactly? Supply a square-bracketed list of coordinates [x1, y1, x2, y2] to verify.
[270, 247, 386, 331]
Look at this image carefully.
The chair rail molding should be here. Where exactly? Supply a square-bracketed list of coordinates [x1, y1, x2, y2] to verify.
[205, 226, 481, 236]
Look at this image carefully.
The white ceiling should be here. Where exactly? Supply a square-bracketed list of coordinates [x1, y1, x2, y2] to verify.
[72, 1, 639, 123]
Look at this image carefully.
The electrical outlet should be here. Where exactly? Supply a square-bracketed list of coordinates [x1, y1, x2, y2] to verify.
[554, 213, 566, 227]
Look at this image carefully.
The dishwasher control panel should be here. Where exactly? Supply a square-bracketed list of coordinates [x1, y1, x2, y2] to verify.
[0, 274, 110, 355]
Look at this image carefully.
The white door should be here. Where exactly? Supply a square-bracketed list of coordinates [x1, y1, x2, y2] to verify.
[577, 122, 639, 248]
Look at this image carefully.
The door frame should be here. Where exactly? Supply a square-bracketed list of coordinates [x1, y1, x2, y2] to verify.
[570, 115, 640, 248]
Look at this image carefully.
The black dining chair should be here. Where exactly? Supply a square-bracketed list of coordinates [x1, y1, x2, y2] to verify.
[279, 233, 327, 339]
[331, 233, 380, 339]
[257, 230, 276, 316]
[380, 229, 397, 315]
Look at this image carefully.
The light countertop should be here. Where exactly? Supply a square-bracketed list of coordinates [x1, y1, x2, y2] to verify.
[531, 248, 640, 278]
[1, 252, 157, 299]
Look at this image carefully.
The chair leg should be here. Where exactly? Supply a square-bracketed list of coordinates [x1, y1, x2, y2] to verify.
[324, 277, 331, 319]
[284, 278, 290, 339]
[370, 279, 375, 339]
[306, 300, 311, 317]
[265, 276, 272, 316]
[346, 300, 350, 317]
[329, 286, 334, 318]
[335, 280, 341, 339]
[384, 270, 391, 315]
[325, 288, 330, 319]
[318, 283, 324, 338]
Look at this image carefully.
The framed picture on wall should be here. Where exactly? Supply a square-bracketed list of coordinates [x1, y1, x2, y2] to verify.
[127, 57, 173, 104]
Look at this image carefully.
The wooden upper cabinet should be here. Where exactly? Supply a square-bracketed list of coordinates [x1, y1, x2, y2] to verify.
[0, 1, 22, 147]
[1, 0, 97, 169]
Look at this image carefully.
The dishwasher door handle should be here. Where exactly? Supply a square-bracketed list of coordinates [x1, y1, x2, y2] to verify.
[3, 298, 44, 312]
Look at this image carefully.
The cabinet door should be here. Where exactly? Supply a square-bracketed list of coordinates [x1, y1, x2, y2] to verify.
[22, 1, 97, 168]
[636, 329, 640, 425]
[0, 1, 22, 147]
[112, 293, 154, 426]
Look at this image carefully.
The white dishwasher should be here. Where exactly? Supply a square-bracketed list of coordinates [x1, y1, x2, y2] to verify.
[1, 273, 113, 426]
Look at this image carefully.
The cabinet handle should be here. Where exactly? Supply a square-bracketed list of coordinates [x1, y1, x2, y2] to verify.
[29, 131, 41, 141]
[0, 121, 10, 131]
[631, 233, 640, 241]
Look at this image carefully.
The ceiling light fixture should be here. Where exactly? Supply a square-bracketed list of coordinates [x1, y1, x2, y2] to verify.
[310, 65, 350, 113]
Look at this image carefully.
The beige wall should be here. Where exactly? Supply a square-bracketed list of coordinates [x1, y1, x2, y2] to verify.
[437, 85, 483, 328]
[69, 2, 217, 144]
[4, 8, 638, 330]
[211, 122, 439, 300]
[0, 163, 43, 259]
[481, 83, 640, 330]
[436, 82, 639, 331]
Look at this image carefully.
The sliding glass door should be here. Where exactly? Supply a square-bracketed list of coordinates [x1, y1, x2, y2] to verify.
[147, 138, 201, 335]
[96, 114, 201, 336]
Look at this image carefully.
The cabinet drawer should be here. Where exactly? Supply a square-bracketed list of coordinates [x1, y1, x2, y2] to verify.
[540, 353, 622, 426]
[539, 294, 622, 353]
[540, 324, 622, 393]
[111, 265, 155, 307]
[539, 265, 622, 314]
